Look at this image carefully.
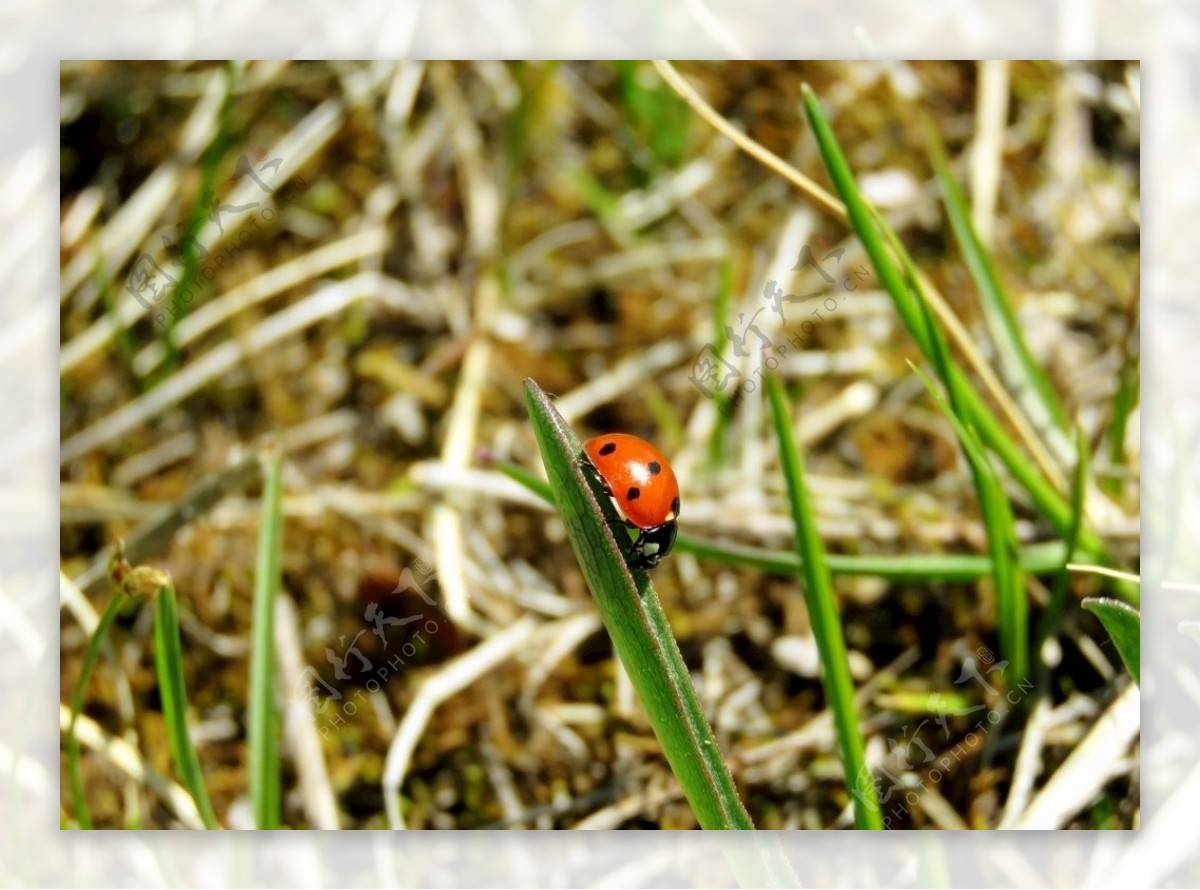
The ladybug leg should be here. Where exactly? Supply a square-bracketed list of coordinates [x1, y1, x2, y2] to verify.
[628, 522, 676, 571]
[627, 529, 649, 571]
[626, 528, 659, 572]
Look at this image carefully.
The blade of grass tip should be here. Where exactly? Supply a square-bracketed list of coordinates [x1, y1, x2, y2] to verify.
[496, 459, 1070, 582]
[1081, 597, 1140, 686]
[765, 369, 881, 829]
[154, 578, 220, 828]
[523, 379, 753, 830]
[249, 447, 285, 829]
[928, 127, 1072, 440]
[1036, 428, 1090, 665]
[66, 590, 130, 829]
[909, 359, 1028, 686]
[799, 85, 1096, 558]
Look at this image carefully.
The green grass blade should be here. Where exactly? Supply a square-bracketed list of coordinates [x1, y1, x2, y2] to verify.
[1081, 597, 1140, 686]
[765, 371, 881, 829]
[1036, 428, 1090, 660]
[523, 379, 753, 830]
[677, 533, 1060, 585]
[928, 130, 1071, 437]
[909, 361, 1028, 685]
[800, 85, 1096, 557]
[66, 591, 129, 829]
[497, 459, 1069, 581]
[249, 448, 285, 829]
[904, 256, 1027, 685]
[154, 580, 220, 828]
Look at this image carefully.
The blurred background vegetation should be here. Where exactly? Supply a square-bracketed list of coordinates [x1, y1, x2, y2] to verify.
[60, 60, 1139, 829]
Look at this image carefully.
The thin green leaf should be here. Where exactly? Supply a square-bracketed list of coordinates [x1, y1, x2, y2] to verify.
[929, 129, 1071, 437]
[523, 379, 753, 830]
[154, 581, 220, 828]
[1082, 597, 1140, 686]
[249, 448, 285, 829]
[66, 591, 129, 829]
[800, 85, 1097, 557]
[1036, 428, 1090, 660]
[909, 361, 1027, 685]
[497, 459, 1070, 581]
[904, 256, 1027, 685]
[766, 371, 881, 829]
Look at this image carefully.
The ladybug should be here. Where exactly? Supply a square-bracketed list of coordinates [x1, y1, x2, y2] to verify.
[583, 433, 680, 571]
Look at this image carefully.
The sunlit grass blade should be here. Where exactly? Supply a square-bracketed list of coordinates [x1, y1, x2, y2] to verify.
[1081, 597, 1140, 685]
[909, 360, 1027, 685]
[523, 379, 753, 830]
[249, 447, 285, 829]
[154, 579, 220, 828]
[765, 370, 881, 829]
[800, 85, 1096, 557]
[496, 459, 1070, 581]
[904, 253, 1027, 685]
[1036, 428, 1090, 663]
[66, 591, 130, 829]
[928, 129, 1071, 440]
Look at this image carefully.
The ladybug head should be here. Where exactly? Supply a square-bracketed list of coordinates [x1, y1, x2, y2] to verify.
[629, 521, 678, 571]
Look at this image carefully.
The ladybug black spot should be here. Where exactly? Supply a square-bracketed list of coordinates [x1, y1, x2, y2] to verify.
[671, 496, 680, 514]
[648, 461, 661, 475]
[599, 441, 617, 456]
[626, 487, 641, 500]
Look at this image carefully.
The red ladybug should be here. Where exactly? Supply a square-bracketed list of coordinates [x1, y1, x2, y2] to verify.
[583, 433, 680, 570]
